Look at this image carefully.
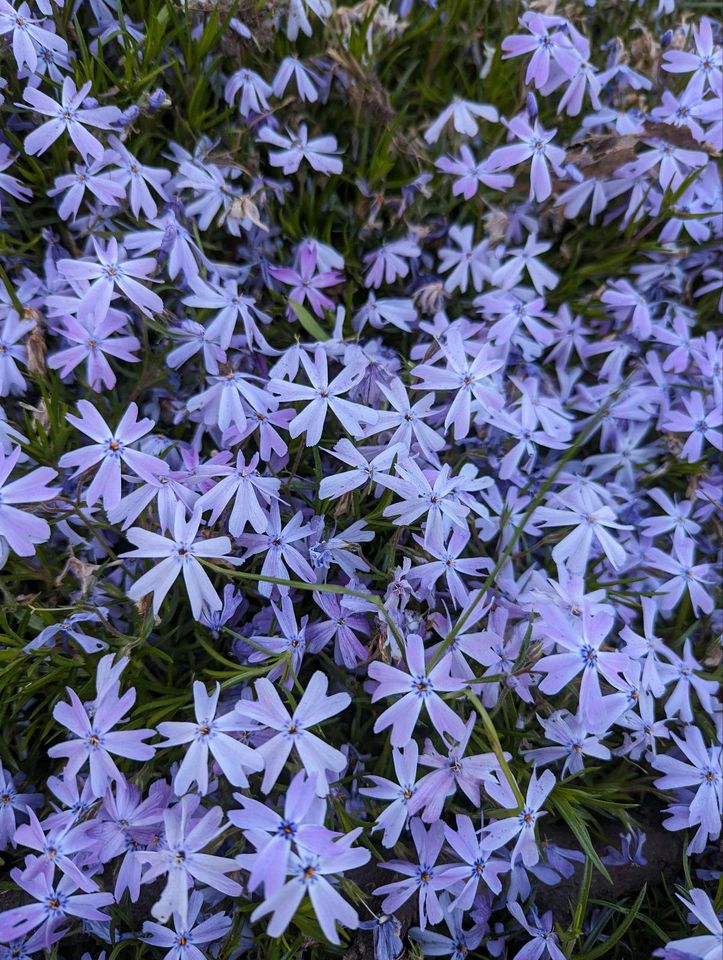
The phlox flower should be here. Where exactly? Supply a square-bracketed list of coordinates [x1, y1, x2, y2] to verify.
[141, 891, 231, 960]
[653, 727, 722, 847]
[229, 770, 333, 895]
[488, 116, 566, 202]
[268, 347, 376, 448]
[480, 769, 556, 867]
[0, 446, 58, 564]
[374, 819, 448, 929]
[0, 762, 43, 851]
[121, 504, 232, 618]
[157, 681, 264, 795]
[48, 312, 140, 391]
[258, 123, 342, 175]
[369, 633, 466, 747]
[234, 671, 350, 796]
[501, 12, 578, 88]
[59, 400, 167, 510]
[0, 0, 68, 73]
[360, 741, 420, 848]
[0, 862, 113, 948]
[653, 888, 723, 960]
[137, 795, 242, 925]
[48, 684, 155, 798]
[22, 78, 121, 161]
[536, 606, 631, 729]
[250, 840, 369, 945]
[423, 97, 499, 144]
[236, 500, 315, 598]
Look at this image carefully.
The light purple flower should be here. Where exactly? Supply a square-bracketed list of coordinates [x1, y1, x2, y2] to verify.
[157, 681, 263, 795]
[58, 237, 163, 318]
[0, 446, 58, 563]
[480, 769, 556, 867]
[58, 400, 167, 510]
[258, 123, 342, 175]
[488, 116, 566, 202]
[369, 633, 466, 747]
[141, 891, 231, 960]
[234, 671, 350, 796]
[136, 795, 242, 925]
[23, 78, 121, 161]
[47, 684, 155, 798]
[269, 347, 376, 447]
[536, 606, 630, 729]
[0, 862, 113, 948]
[121, 504, 232, 618]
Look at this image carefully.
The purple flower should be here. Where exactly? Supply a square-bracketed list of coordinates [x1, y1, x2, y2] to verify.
[183, 275, 271, 352]
[0, 446, 58, 563]
[363, 239, 420, 289]
[236, 500, 315, 598]
[0, 145, 32, 213]
[654, 727, 722, 846]
[507, 901, 567, 960]
[369, 633, 466, 747]
[269, 244, 342, 319]
[0, 0, 68, 72]
[646, 537, 716, 617]
[0, 314, 34, 396]
[501, 13, 578, 88]
[269, 347, 376, 447]
[137, 795, 242, 925]
[48, 684, 155, 798]
[601, 829, 647, 867]
[411, 330, 504, 441]
[374, 818, 448, 928]
[318, 439, 401, 501]
[306, 590, 371, 667]
[121, 504, 232, 618]
[536, 606, 630, 729]
[195, 451, 280, 536]
[141, 891, 231, 960]
[58, 400, 168, 510]
[48, 312, 141, 392]
[107, 135, 171, 220]
[224, 67, 272, 116]
[442, 814, 509, 908]
[23, 78, 121, 161]
[157, 681, 263, 795]
[48, 159, 126, 222]
[0, 862, 113, 948]
[480, 769, 556, 867]
[408, 716, 505, 822]
[407, 529, 492, 608]
[0, 762, 43, 851]
[230, 769, 335, 895]
[360, 741, 420, 848]
[523, 711, 611, 777]
[258, 123, 342, 175]
[423, 97, 499, 143]
[58, 237, 163, 318]
[535, 488, 630, 572]
[662, 18, 722, 94]
[663, 391, 722, 462]
[249, 841, 369, 945]
[234, 671, 350, 796]
[14, 807, 99, 891]
[488, 116, 566, 202]
[436, 145, 514, 198]
[653, 888, 723, 960]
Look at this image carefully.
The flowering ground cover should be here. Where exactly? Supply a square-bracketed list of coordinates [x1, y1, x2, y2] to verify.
[0, 0, 721, 958]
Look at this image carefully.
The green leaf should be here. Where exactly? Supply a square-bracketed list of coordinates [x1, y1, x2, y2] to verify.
[582, 884, 648, 959]
[289, 300, 330, 341]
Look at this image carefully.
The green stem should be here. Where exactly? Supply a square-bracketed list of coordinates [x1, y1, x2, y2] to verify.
[466, 688, 524, 808]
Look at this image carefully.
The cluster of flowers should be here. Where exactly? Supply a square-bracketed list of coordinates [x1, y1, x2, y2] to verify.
[0, 0, 721, 957]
